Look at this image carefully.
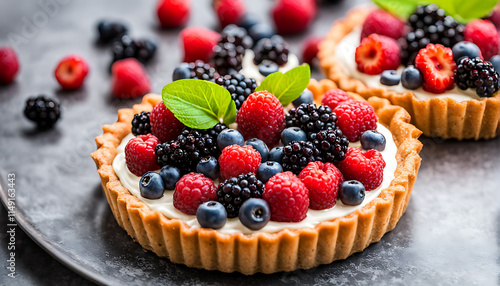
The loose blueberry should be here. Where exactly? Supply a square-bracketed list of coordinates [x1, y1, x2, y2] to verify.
[140, 172, 165, 199]
[339, 180, 365, 206]
[238, 198, 271, 230]
[248, 23, 275, 43]
[172, 63, 191, 81]
[281, 127, 307, 145]
[196, 201, 227, 229]
[196, 156, 220, 180]
[257, 161, 283, 183]
[268, 146, 284, 164]
[217, 129, 245, 150]
[159, 165, 182, 190]
[245, 138, 269, 162]
[452, 41, 482, 62]
[258, 60, 279, 77]
[360, 130, 386, 151]
[292, 89, 314, 107]
[238, 13, 260, 31]
[401, 66, 423, 90]
[489, 55, 500, 75]
[380, 70, 400, 86]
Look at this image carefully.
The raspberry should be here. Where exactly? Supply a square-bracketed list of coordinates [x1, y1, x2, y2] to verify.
[263, 172, 309, 222]
[361, 10, 405, 40]
[321, 89, 353, 110]
[272, 0, 316, 35]
[216, 173, 264, 218]
[180, 27, 220, 63]
[337, 147, 386, 191]
[111, 58, 150, 98]
[236, 91, 285, 147]
[131, 111, 151, 136]
[299, 162, 343, 210]
[213, 0, 246, 28]
[24, 95, 61, 129]
[464, 19, 500, 60]
[150, 102, 185, 143]
[0, 47, 19, 85]
[218, 145, 261, 181]
[414, 44, 456, 94]
[173, 173, 217, 215]
[334, 101, 377, 142]
[355, 34, 401, 75]
[54, 55, 89, 90]
[302, 37, 322, 66]
[125, 134, 160, 176]
[156, 0, 190, 28]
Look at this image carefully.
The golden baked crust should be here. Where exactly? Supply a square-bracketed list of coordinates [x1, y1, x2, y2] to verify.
[318, 8, 500, 140]
[91, 82, 422, 274]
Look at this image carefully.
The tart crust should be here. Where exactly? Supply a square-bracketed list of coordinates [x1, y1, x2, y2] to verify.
[318, 8, 500, 140]
[91, 81, 422, 274]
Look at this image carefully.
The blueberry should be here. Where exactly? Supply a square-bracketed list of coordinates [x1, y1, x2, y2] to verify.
[140, 172, 165, 199]
[292, 89, 314, 107]
[217, 129, 245, 150]
[238, 198, 270, 230]
[452, 41, 482, 62]
[249, 23, 275, 43]
[196, 156, 220, 180]
[281, 127, 307, 145]
[97, 20, 128, 43]
[172, 63, 191, 81]
[238, 13, 260, 31]
[196, 201, 227, 229]
[489, 55, 500, 74]
[268, 146, 284, 164]
[401, 66, 423, 90]
[245, 138, 269, 162]
[159, 166, 181, 190]
[257, 161, 283, 183]
[339, 180, 365, 206]
[258, 60, 279, 77]
[380, 70, 400, 86]
[360, 130, 386, 151]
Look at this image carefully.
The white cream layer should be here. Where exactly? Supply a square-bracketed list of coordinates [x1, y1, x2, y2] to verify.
[240, 50, 300, 84]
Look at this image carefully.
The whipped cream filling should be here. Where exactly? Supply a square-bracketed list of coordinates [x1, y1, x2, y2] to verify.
[240, 50, 300, 84]
[112, 123, 397, 235]
[335, 27, 481, 102]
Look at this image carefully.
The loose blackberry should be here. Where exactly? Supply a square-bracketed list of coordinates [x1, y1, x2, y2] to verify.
[456, 57, 499, 97]
[24, 95, 61, 129]
[212, 42, 245, 76]
[189, 60, 218, 81]
[111, 35, 157, 64]
[215, 74, 257, 109]
[310, 128, 349, 164]
[253, 35, 289, 66]
[220, 24, 253, 50]
[282, 141, 322, 175]
[216, 173, 264, 218]
[131, 111, 151, 136]
[285, 103, 338, 139]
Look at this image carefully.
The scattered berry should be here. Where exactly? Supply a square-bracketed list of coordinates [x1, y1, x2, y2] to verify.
[281, 127, 307, 146]
[456, 57, 499, 97]
[172, 62, 192, 81]
[321, 88, 352, 110]
[54, 55, 89, 90]
[302, 37, 322, 65]
[464, 19, 499, 60]
[220, 25, 253, 50]
[111, 58, 151, 98]
[452, 41, 483, 62]
[150, 102, 185, 142]
[414, 44, 456, 94]
[238, 198, 271, 230]
[215, 73, 257, 109]
[248, 24, 275, 43]
[218, 145, 261, 181]
[360, 130, 386, 151]
[401, 66, 423, 90]
[217, 128, 244, 150]
[253, 35, 289, 66]
[97, 20, 128, 43]
[24, 95, 61, 129]
[111, 35, 157, 64]
[238, 13, 260, 32]
[196, 156, 220, 180]
[174, 173, 217, 215]
[156, 0, 190, 28]
[337, 147, 386, 191]
[285, 103, 338, 139]
[282, 141, 322, 175]
[361, 10, 405, 40]
[257, 161, 283, 183]
[211, 42, 245, 75]
[263, 172, 309, 222]
[125, 134, 161, 176]
[180, 27, 220, 62]
[258, 61, 279, 76]
[268, 146, 284, 164]
[245, 138, 269, 162]
[159, 165, 182, 190]
[310, 128, 349, 163]
[292, 89, 314, 108]
[299, 162, 343, 210]
[380, 70, 400, 86]
[334, 101, 377, 142]
[339, 180, 365, 206]
[213, 0, 246, 28]
[355, 33, 400, 75]
[272, 0, 316, 35]
[131, 111, 151, 136]
[196, 201, 227, 229]
[0, 47, 19, 85]
[140, 171, 165, 199]
[179, 60, 218, 81]
[216, 173, 264, 218]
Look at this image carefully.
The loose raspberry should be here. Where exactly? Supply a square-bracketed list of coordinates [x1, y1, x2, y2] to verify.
[150, 101, 185, 143]
[54, 55, 89, 90]
[464, 19, 500, 60]
[125, 134, 161, 176]
[414, 44, 456, 94]
[334, 101, 377, 142]
[157, 0, 190, 28]
[272, 0, 316, 35]
[218, 145, 261, 181]
[0, 47, 19, 85]
[337, 147, 386, 191]
[173, 173, 217, 215]
[361, 10, 405, 40]
[302, 37, 322, 66]
[355, 34, 400, 75]
[299, 162, 343, 210]
[213, 0, 246, 28]
[111, 58, 150, 98]
[236, 91, 285, 147]
[321, 88, 353, 110]
[180, 27, 220, 63]
[263, 172, 309, 222]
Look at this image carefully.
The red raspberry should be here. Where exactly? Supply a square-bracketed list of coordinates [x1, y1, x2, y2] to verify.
[272, 0, 316, 35]
[180, 27, 220, 63]
[173, 173, 217, 215]
[361, 10, 405, 40]
[299, 162, 343, 210]
[150, 101, 185, 143]
[355, 34, 400, 75]
[334, 101, 377, 142]
[54, 55, 89, 90]
[321, 88, 353, 110]
[337, 147, 386, 191]
[236, 91, 285, 147]
[125, 134, 160, 176]
[111, 58, 150, 98]
[263, 172, 309, 222]
[414, 44, 456, 94]
[218, 145, 261, 181]
[157, 0, 190, 28]
[0, 47, 19, 85]
[464, 19, 500, 60]
[302, 37, 322, 66]
[213, 0, 246, 28]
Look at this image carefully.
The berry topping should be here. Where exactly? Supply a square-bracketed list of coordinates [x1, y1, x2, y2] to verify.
[321, 88, 353, 110]
[263, 172, 309, 222]
[302, 37, 322, 65]
[380, 70, 401, 86]
[355, 33, 401, 75]
[180, 27, 220, 63]
[292, 89, 314, 108]
[268, 146, 284, 164]
[54, 55, 89, 90]
[196, 156, 220, 180]
[213, 0, 246, 28]
[245, 138, 269, 162]
[456, 57, 499, 97]
[414, 44, 456, 94]
[139, 172, 165, 200]
[217, 128, 245, 150]
[216, 173, 264, 218]
[253, 35, 290, 66]
[218, 145, 261, 181]
[401, 66, 424, 90]
[285, 103, 338, 139]
[172, 63, 191, 81]
[257, 161, 283, 183]
[125, 134, 161, 176]
[489, 55, 500, 74]
[174, 173, 217, 215]
[150, 102, 185, 143]
[0, 47, 19, 85]
[281, 127, 307, 146]
[334, 101, 377, 142]
[215, 74, 257, 109]
[258, 61, 279, 76]
[220, 25, 253, 51]
[238, 198, 271, 230]
[238, 13, 260, 31]
[452, 41, 483, 62]
[282, 141, 322, 175]
[361, 10, 405, 40]
[339, 180, 365, 206]
[337, 147, 386, 191]
[24, 95, 61, 129]
[97, 20, 128, 43]
[464, 19, 499, 60]
[111, 58, 151, 98]
[111, 35, 157, 64]
[299, 162, 343, 210]
[360, 130, 386, 151]
[310, 128, 349, 164]
[181, 60, 218, 81]
[156, 0, 190, 28]
[272, 0, 316, 35]
[196, 201, 227, 229]
[131, 111, 151, 136]
[159, 165, 182, 190]
[211, 42, 245, 76]
[248, 24, 275, 43]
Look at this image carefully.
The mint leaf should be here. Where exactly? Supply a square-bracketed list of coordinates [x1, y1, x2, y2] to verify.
[161, 79, 236, 129]
[255, 64, 311, 106]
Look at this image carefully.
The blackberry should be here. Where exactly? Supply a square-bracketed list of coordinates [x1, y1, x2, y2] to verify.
[24, 95, 61, 129]
[97, 20, 128, 43]
[189, 60, 218, 81]
[282, 141, 322, 175]
[131, 111, 151, 136]
[215, 74, 257, 109]
[456, 57, 499, 97]
[285, 103, 338, 139]
[155, 140, 193, 172]
[212, 42, 245, 76]
[220, 24, 253, 50]
[111, 35, 157, 64]
[216, 173, 264, 218]
[253, 35, 289, 66]
[310, 128, 349, 164]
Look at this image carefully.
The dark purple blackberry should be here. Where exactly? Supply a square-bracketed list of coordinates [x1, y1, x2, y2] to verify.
[215, 74, 257, 109]
[155, 140, 193, 172]
[24, 95, 61, 129]
[189, 60, 218, 81]
[220, 24, 253, 50]
[111, 35, 157, 64]
[253, 35, 289, 66]
[212, 42, 245, 76]
[282, 141, 322, 175]
[456, 57, 499, 97]
[216, 173, 264, 218]
[97, 20, 128, 43]
[131, 111, 151, 136]
[285, 103, 338, 139]
[310, 128, 349, 164]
